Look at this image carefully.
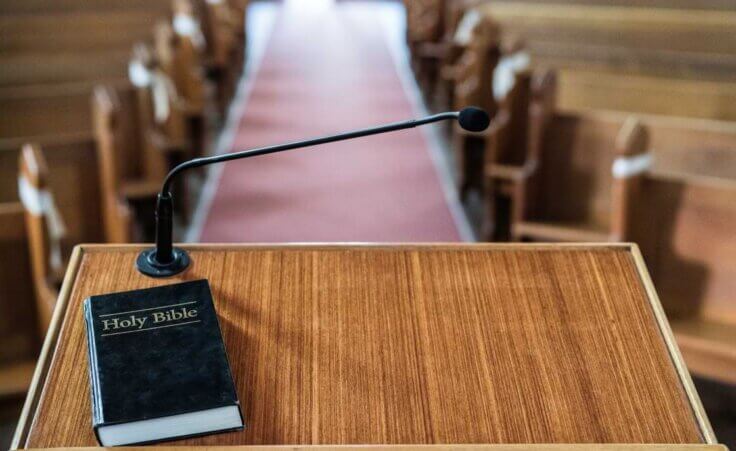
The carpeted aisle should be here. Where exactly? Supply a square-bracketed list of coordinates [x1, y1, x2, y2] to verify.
[198, 1, 462, 242]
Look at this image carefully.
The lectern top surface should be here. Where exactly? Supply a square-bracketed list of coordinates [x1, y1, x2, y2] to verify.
[17, 244, 711, 448]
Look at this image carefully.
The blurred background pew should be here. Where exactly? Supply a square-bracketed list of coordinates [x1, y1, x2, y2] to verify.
[0, 0, 247, 431]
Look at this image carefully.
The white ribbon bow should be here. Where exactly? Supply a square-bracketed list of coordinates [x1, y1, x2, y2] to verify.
[454, 10, 482, 46]
[493, 51, 531, 100]
[128, 61, 177, 123]
[128, 60, 152, 87]
[173, 13, 205, 49]
[612, 153, 654, 179]
[18, 176, 67, 273]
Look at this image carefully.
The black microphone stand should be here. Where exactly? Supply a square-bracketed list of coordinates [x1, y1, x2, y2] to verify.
[137, 108, 489, 277]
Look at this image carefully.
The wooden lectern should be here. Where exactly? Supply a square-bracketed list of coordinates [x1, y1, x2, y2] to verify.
[11, 243, 726, 450]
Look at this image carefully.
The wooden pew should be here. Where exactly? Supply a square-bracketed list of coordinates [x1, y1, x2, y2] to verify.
[0, 51, 130, 87]
[92, 85, 155, 242]
[0, 149, 38, 406]
[557, 70, 736, 124]
[18, 144, 67, 332]
[626, 119, 736, 383]
[644, 116, 736, 182]
[0, 0, 174, 14]
[0, 0, 227, 390]
[508, 112, 647, 242]
[0, 202, 37, 371]
[478, 69, 549, 240]
[474, 0, 736, 11]
[448, 21, 532, 206]
[0, 12, 158, 54]
[0, 0, 239, 145]
[0, 201, 36, 357]
[629, 171, 736, 384]
[412, 0, 482, 107]
[436, 4, 506, 110]
[0, 133, 104, 336]
[475, 2, 736, 121]
[448, 20, 501, 200]
[198, 0, 246, 111]
[128, 42, 195, 174]
[193, 0, 245, 115]
[476, 2, 736, 81]
[1, 137, 103, 241]
[92, 63, 194, 242]
[153, 16, 208, 155]
[3, 50, 194, 237]
[405, 0, 447, 91]
[0, 83, 127, 140]
[482, 68, 736, 240]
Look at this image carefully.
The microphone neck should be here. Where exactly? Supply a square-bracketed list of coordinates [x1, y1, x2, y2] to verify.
[140, 110, 465, 277]
[160, 111, 459, 194]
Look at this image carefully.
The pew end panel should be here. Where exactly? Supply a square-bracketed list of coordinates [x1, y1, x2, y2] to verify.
[18, 144, 63, 333]
[511, 110, 647, 243]
[610, 117, 650, 242]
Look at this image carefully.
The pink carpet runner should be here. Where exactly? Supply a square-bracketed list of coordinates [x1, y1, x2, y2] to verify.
[199, 2, 461, 242]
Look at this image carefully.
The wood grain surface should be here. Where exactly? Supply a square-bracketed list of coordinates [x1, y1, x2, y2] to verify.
[20, 446, 731, 451]
[19, 244, 709, 447]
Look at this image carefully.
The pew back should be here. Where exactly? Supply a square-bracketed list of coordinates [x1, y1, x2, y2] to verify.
[478, 0, 736, 9]
[644, 116, 736, 181]
[0, 51, 130, 87]
[0, 86, 98, 139]
[533, 111, 624, 229]
[476, 2, 736, 121]
[0, 12, 158, 53]
[477, 3, 736, 81]
[0, 0, 173, 14]
[531, 109, 736, 229]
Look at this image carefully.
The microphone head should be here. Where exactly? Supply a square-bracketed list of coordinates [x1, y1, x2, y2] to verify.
[458, 107, 490, 132]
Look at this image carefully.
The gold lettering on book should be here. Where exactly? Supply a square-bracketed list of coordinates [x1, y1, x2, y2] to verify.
[99, 303, 200, 336]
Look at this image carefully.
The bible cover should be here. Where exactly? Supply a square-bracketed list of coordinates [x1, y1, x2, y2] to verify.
[83, 279, 243, 446]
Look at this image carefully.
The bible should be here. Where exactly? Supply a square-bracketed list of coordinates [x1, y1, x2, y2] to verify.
[83, 279, 243, 446]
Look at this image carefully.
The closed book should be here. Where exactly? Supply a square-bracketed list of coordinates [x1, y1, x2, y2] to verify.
[83, 279, 244, 446]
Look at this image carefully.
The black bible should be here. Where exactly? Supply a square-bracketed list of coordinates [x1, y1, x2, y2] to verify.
[83, 279, 244, 446]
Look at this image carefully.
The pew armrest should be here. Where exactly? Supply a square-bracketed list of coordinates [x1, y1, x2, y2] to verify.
[672, 318, 736, 385]
[122, 180, 163, 201]
[488, 165, 528, 182]
[513, 220, 612, 243]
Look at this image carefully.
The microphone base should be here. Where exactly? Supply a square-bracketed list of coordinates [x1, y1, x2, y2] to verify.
[136, 247, 191, 278]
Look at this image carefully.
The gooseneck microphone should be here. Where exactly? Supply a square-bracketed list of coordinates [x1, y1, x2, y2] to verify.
[136, 106, 490, 277]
